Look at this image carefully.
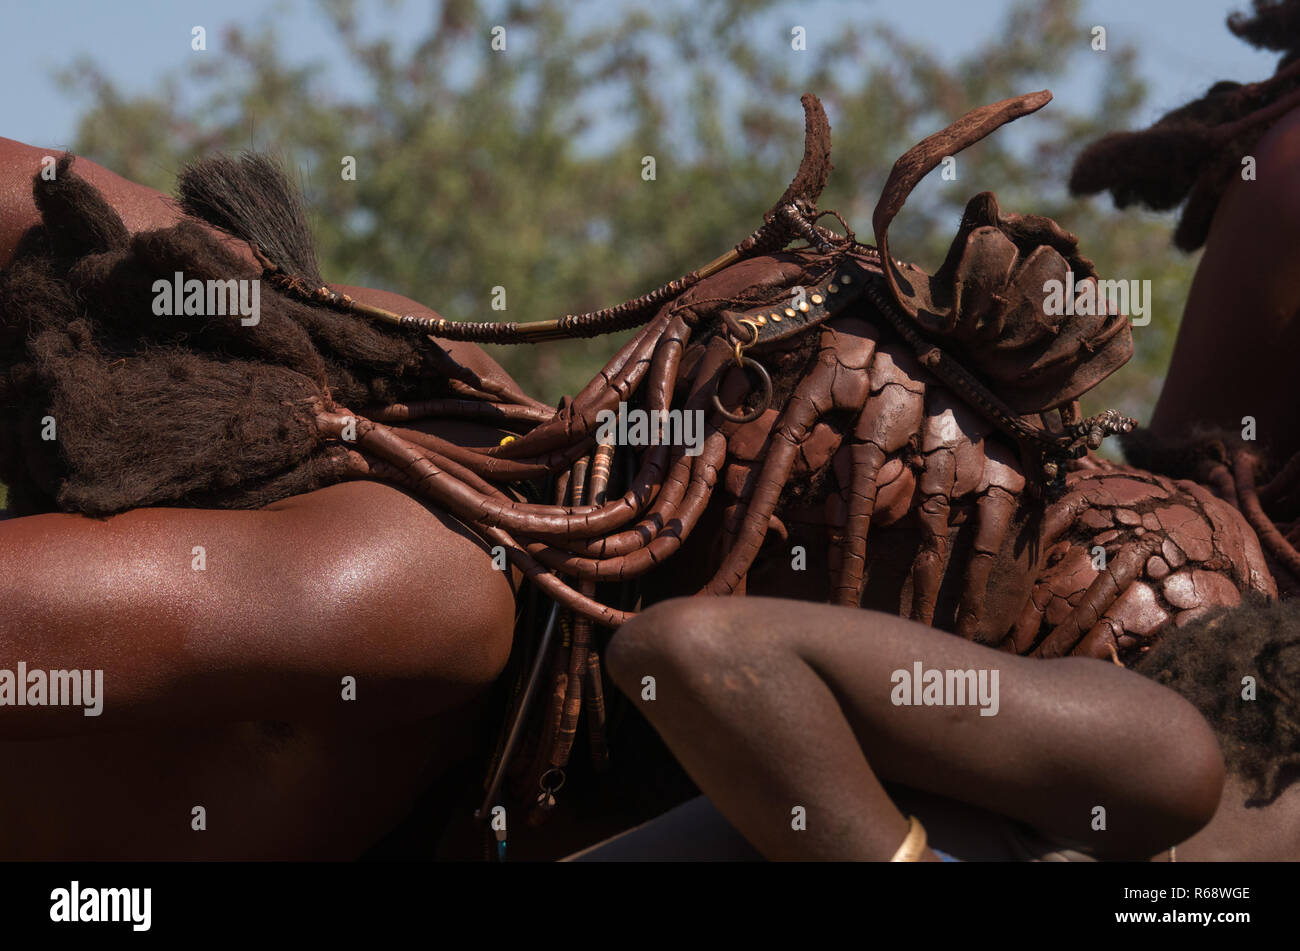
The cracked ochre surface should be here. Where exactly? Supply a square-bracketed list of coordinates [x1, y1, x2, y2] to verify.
[1015, 466, 1275, 661]
[712, 309, 1276, 665]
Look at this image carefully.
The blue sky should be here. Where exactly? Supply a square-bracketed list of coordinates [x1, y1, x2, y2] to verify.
[0, 0, 1281, 148]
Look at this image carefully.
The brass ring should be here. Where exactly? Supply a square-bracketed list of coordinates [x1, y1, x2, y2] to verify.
[712, 355, 773, 424]
[732, 318, 761, 367]
[539, 767, 566, 794]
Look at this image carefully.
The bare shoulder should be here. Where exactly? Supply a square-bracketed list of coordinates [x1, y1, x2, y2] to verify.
[0, 479, 516, 733]
[267, 480, 517, 645]
[254, 479, 519, 692]
[0, 136, 178, 261]
[0, 142, 523, 706]
[1211, 106, 1300, 255]
[1246, 102, 1300, 182]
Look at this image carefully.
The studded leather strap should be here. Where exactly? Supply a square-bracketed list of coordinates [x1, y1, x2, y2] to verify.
[720, 255, 875, 347]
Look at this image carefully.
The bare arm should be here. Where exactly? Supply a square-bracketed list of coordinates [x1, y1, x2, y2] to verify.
[607, 597, 1224, 860]
[0, 480, 516, 738]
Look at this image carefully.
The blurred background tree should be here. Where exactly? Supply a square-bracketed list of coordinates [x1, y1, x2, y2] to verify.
[53, 0, 1189, 425]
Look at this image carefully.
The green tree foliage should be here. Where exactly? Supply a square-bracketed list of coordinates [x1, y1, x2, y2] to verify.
[55, 0, 1189, 422]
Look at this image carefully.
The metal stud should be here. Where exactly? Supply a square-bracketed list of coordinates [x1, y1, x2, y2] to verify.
[798, 301, 809, 312]
[839, 274, 852, 285]
[772, 313, 782, 322]
[811, 293, 823, 304]
[784, 307, 796, 318]
[827, 283, 839, 295]
[756, 315, 767, 326]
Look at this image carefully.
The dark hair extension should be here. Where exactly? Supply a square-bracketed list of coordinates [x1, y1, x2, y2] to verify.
[1136, 596, 1300, 803]
[1070, 1, 1300, 251]
[1229, 0, 1300, 54]
[0, 155, 449, 516]
[176, 151, 324, 286]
